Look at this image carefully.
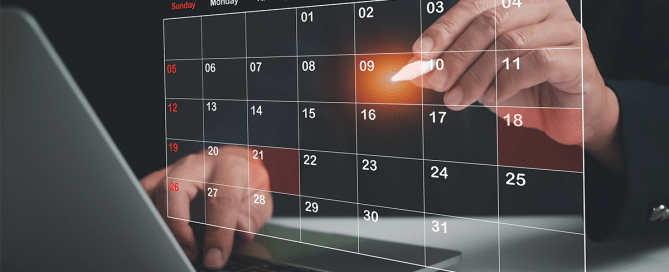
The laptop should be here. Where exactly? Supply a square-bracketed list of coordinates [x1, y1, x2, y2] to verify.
[1, 8, 461, 272]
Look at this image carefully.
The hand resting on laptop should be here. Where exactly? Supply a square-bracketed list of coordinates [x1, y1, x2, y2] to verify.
[140, 146, 273, 270]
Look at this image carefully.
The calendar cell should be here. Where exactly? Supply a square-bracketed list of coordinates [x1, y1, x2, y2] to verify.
[424, 161, 497, 217]
[356, 53, 422, 104]
[423, 105, 497, 164]
[167, 178, 205, 224]
[166, 99, 203, 141]
[497, 107, 583, 172]
[246, 9, 297, 57]
[205, 183, 250, 232]
[425, 215, 498, 271]
[493, 48, 583, 109]
[204, 100, 247, 145]
[299, 151, 357, 203]
[355, 0, 421, 54]
[421, 0, 459, 33]
[202, 58, 247, 100]
[297, 5, 354, 55]
[299, 102, 356, 153]
[202, 142, 248, 179]
[358, 205, 424, 265]
[166, 140, 204, 181]
[202, 14, 246, 58]
[499, 167, 584, 233]
[357, 155, 423, 212]
[248, 102, 299, 149]
[165, 60, 202, 98]
[421, 51, 497, 106]
[357, 104, 422, 159]
[166, 139, 202, 165]
[164, 17, 200, 60]
[247, 57, 298, 101]
[248, 146, 299, 195]
[257, 192, 300, 240]
[500, 224, 584, 272]
[298, 56, 355, 103]
[300, 197, 359, 252]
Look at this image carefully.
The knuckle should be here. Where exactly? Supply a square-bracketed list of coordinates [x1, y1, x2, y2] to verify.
[461, 0, 487, 16]
[534, 49, 557, 69]
[464, 67, 486, 86]
[498, 31, 527, 50]
[208, 191, 242, 207]
[430, 18, 458, 39]
[568, 20, 582, 35]
[448, 50, 469, 64]
[568, 21, 583, 44]
[185, 153, 202, 165]
[475, 9, 499, 33]
[493, 7, 511, 32]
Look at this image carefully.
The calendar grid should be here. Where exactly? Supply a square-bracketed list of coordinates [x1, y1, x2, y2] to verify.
[163, 0, 587, 270]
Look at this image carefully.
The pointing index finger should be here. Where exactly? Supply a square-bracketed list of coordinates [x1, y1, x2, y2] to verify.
[414, 0, 496, 59]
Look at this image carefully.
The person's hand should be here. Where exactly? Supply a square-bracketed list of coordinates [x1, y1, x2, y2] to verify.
[413, 0, 622, 170]
[140, 146, 273, 270]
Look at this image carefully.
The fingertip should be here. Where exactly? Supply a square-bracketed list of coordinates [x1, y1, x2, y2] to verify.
[237, 231, 256, 243]
[204, 248, 225, 270]
[181, 243, 199, 262]
[443, 87, 464, 107]
[428, 71, 448, 92]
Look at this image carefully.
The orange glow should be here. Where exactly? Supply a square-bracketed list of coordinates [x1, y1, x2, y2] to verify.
[356, 53, 422, 104]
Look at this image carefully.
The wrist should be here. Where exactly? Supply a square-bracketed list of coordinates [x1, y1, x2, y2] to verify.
[584, 85, 624, 174]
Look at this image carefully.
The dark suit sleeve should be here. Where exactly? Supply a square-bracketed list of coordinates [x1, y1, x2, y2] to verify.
[586, 79, 669, 241]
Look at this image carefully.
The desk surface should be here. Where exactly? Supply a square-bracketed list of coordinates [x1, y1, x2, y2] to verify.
[268, 216, 669, 271]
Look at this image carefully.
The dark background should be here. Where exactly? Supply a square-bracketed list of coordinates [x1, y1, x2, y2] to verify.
[2, 0, 667, 219]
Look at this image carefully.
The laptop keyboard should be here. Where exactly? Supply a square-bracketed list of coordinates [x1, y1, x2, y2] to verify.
[197, 255, 321, 272]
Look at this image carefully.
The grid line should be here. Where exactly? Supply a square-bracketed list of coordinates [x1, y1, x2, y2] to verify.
[495, 3, 501, 272]
[245, 12, 252, 234]
[163, 20, 169, 219]
[164, 97, 584, 110]
[295, 8, 303, 243]
[200, 16, 207, 230]
[164, 46, 581, 62]
[419, 0, 427, 266]
[353, 2, 361, 254]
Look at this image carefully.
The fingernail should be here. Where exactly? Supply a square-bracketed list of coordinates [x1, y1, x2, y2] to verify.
[444, 87, 464, 105]
[204, 248, 223, 269]
[428, 72, 447, 91]
[414, 35, 434, 54]
[422, 36, 434, 53]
